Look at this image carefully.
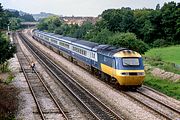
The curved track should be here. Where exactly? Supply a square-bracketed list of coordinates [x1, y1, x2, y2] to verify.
[14, 32, 68, 120]
[25, 29, 180, 120]
[18, 31, 125, 120]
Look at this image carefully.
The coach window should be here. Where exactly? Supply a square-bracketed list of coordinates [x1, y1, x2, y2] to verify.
[59, 42, 69, 48]
[64, 43, 69, 48]
[51, 39, 58, 44]
[92, 53, 95, 58]
[45, 36, 49, 41]
[104, 57, 107, 62]
[84, 50, 87, 56]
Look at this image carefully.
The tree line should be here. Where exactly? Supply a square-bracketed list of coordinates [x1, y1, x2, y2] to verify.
[0, 3, 35, 31]
[0, 3, 17, 71]
[38, 1, 179, 54]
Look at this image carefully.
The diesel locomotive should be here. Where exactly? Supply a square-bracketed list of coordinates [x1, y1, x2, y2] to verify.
[32, 30, 145, 87]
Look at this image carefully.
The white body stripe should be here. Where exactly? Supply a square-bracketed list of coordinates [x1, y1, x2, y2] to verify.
[35, 31, 98, 62]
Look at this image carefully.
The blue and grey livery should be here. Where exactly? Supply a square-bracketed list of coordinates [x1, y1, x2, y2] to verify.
[33, 30, 145, 87]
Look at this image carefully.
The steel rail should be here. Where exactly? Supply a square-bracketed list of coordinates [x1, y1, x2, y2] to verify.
[19, 30, 124, 120]
[13, 33, 46, 120]
[123, 90, 179, 120]
[14, 32, 69, 120]
[137, 87, 180, 115]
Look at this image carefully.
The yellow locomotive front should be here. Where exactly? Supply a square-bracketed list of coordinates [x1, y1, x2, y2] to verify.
[100, 50, 145, 87]
[113, 50, 145, 86]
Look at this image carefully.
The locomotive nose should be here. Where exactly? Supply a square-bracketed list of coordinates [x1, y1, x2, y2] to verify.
[117, 75, 145, 86]
[121, 72, 145, 76]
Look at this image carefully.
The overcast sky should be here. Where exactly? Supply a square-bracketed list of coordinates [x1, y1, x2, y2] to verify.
[1, 0, 180, 16]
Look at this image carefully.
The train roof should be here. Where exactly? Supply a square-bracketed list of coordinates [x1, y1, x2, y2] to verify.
[61, 36, 77, 42]
[35, 30, 77, 43]
[34, 30, 128, 54]
[93, 45, 128, 57]
[42, 32, 60, 38]
[72, 40, 99, 50]
[53, 34, 63, 38]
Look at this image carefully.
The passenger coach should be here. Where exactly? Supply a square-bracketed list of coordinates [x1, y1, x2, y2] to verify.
[33, 30, 145, 88]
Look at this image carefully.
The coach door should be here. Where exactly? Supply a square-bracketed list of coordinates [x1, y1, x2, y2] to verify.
[112, 59, 116, 77]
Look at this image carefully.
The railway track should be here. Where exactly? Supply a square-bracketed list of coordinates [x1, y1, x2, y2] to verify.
[18, 31, 125, 120]
[123, 87, 180, 120]
[142, 85, 180, 104]
[24, 29, 180, 120]
[13, 33, 68, 120]
[141, 86, 180, 112]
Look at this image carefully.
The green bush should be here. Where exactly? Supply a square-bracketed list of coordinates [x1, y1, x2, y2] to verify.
[0, 62, 10, 73]
[108, 32, 149, 54]
[4, 73, 14, 84]
[148, 53, 162, 61]
[89, 28, 113, 44]
[153, 39, 167, 47]
[145, 55, 180, 74]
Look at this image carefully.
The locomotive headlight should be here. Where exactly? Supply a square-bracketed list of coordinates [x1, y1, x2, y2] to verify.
[121, 72, 129, 76]
[137, 72, 145, 76]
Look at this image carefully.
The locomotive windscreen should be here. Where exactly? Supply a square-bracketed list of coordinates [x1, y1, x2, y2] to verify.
[122, 58, 139, 66]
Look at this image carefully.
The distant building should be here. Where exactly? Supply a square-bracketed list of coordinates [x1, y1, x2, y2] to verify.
[60, 16, 99, 26]
[20, 22, 39, 27]
[33, 12, 55, 21]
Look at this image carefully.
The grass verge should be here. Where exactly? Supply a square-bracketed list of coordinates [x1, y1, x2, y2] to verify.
[0, 81, 18, 120]
[144, 45, 180, 74]
[144, 58, 180, 74]
[145, 45, 180, 64]
[4, 73, 15, 84]
[0, 61, 16, 119]
[144, 73, 180, 100]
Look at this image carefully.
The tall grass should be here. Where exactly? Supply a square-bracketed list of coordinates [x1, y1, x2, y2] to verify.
[4, 73, 14, 85]
[0, 62, 10, 73]
[145, 45, 180, 74]
[145, 45, 180, 64]
[144, 74, 180, 100]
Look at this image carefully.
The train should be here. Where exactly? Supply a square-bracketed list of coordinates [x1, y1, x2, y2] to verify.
[32, 30, 145, 88]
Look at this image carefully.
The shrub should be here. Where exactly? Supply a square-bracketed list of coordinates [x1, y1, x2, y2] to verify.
[4, 73, 14, 84]
[153, 39, 167, 47]
[108, 32, 149, 54]
[90, 28, 113, 44]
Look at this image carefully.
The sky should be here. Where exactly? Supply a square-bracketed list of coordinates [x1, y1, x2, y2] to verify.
[0, 0, 180, 16]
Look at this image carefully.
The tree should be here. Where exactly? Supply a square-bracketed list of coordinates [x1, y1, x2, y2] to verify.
[5, 10, 20, 18]
[94, 19, 108, 32]
[156, 4, 160, 10]
[0, 3, 6, 29]
[37, 16, 62, 32]
[84, 20, 108, 40]
[133, 9, 163, 44]
[88, 28, 113, 44]
[9, 17, 22, 30]
[101, 8, 135, 32]
[60, 24, 71, 35]
[161, 1, 179, 44]
[108, 32, 149, 54]
[74, 22, 94, 38]
[37, 18, 48, 30]
[0, 33, 16, 71]
[0, 3, 3, 13]
[36, 1, 180, 48]
[20, 14, 35, 22]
